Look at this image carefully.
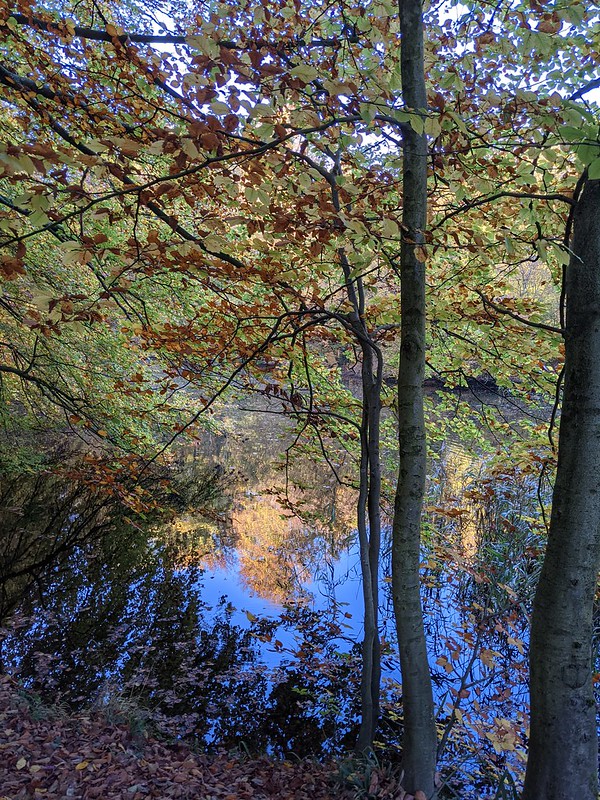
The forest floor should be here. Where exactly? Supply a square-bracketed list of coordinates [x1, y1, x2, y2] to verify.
[0, 675, 376, 800]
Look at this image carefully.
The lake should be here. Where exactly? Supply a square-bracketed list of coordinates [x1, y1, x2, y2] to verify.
[0, 395, 554, 797]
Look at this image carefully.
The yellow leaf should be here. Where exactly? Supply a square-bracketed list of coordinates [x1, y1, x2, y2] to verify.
[75, 760, 89, 770]
[507, 636, 525, 655]
[480, 648, 496, 668]
[245, 610, 257, 623]
[380, 218, 400, 238]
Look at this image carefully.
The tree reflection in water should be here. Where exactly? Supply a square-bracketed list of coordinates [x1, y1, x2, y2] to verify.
[0, 416, 556, 791]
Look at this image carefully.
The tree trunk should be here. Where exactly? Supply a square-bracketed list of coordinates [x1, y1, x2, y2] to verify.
[391, 0, 437, 794]
[355, 337, 383, 753]
[523, 178, 600, 800]
[355, 355, 378, 752]
[329, 171, 383, 754]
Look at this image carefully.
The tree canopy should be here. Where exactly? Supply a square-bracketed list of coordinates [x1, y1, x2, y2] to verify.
[1, 0, 599, 796]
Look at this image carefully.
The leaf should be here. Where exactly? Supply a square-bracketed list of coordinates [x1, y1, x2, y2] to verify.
[414, 245, 427, 263]
[368, 771, 379, 794]
[588, 158, 600, 180]
[290, 64, 320, 83]
[408, 114, 425, 135]
[537, 19, 561, 34]
[210, 101, 231, 116]
[576, 143, 600, 167]
[16, 757, 27, 770]
[75, 760, 89, 770]
[507, 636, 525, 655]
[203, 233, 228, 251]
[245, 611, 257, 623]
[186, 35, 219, 58]
[380, 218, 400, 238]
[31, 291, 55, 312]
[424, 115, 442, 138]
[561, 125, 586, 143]
[480, 648, 496, 668]
[360, 104, 376, 125]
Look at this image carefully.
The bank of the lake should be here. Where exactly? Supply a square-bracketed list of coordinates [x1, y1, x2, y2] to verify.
[0, 397, 559, 798]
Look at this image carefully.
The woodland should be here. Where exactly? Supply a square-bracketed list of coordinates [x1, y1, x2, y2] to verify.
[0, 0, 599, 798]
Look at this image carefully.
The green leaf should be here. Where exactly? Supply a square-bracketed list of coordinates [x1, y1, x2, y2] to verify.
[576, 143, 600, 166]
[408, 115, 425, 135]
[588, 158, 600, 180]
[186, 35, 219, 58]
[210, 100, 231, 116]
[561, 126, 587, 143]
[381, 218, 400, 238]
[424, 116, 442, 138]
[290, 64, 320, 83]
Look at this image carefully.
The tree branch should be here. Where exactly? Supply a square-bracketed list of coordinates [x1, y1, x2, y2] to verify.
[7, 12, 358, 51]
[475, 290, 563, 335]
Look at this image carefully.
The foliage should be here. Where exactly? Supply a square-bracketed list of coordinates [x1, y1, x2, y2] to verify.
[0, 0, 599, 794]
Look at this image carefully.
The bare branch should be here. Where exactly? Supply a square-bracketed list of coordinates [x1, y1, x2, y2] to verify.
[475, 290, 563, 335]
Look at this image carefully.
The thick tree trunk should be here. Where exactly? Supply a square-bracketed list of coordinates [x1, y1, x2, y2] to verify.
[391, 0, 437, 794]
[523, 178, 600, 800]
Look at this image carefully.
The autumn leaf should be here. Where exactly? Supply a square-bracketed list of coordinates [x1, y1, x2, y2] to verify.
[479, 648, 497, 668]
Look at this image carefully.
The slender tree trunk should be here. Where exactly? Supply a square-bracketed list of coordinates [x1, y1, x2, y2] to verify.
[391, 0, 437, 794]
[367, 356, 383, 732]
[328, 169, 383, 753]
[523, 178, 600, 800]
[355, 333, 383, 753]
[356, 359, 378, 752]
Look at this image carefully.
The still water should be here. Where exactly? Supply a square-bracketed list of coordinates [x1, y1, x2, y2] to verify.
[0, 402, 548, 797]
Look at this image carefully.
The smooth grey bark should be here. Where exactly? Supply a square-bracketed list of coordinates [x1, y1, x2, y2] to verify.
[522, 178, 600, 800]
[391, 0, 437, 794]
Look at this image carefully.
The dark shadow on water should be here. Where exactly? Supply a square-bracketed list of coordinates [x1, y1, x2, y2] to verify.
[1, 432, 582, 798]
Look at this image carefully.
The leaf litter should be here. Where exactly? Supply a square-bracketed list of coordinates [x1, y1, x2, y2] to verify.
[0, 675, 364, 799]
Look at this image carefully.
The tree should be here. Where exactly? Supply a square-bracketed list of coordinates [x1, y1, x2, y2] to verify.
[522, 175, 600, 800]
[391, 0, 436, 793]
[1, 0, 599, 794]
[0, 0, 398, 754]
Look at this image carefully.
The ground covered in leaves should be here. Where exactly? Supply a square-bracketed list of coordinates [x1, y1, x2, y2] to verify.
[0, 675, 387, 799]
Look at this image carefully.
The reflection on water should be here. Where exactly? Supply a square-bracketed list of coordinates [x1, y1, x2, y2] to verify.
[0, 407, 549, 795]
[435, 444, 482, 557]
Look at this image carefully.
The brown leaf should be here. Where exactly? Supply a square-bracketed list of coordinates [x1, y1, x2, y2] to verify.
[538, 19, 560, 34]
